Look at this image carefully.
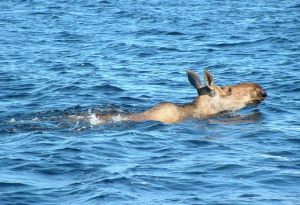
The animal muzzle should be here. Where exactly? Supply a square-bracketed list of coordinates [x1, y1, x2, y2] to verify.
[259, 89, 267, 101]
[261, 89, 267, 98]
[248, 88, 267, 106]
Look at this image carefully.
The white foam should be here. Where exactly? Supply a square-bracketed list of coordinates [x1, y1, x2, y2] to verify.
[69, 115, 84, 120]
[9, 118, 16, 123]
[111, 114, 127, 122]
[32, 117, 39, 122]
[88, 114, 104, 125]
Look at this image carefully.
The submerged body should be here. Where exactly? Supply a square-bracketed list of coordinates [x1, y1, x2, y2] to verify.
[128, 82, 267, 123]
[82, 70, 267, 124]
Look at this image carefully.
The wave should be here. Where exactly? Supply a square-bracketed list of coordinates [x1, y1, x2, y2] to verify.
[90, 84, 124, 92]
[165, 31, 185, 36]
[0, 181, 30, 188]
[290, 3, 300, 8]
[158, 46, 183, 52]
[135, 29, 184, 37]
[55, 85, 82, 92]
[206, 37, 291, 48]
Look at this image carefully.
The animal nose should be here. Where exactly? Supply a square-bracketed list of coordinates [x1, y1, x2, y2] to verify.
[261, 89, 267, 97]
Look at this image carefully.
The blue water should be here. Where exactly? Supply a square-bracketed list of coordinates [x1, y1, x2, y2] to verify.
[1, 0, 300, 204]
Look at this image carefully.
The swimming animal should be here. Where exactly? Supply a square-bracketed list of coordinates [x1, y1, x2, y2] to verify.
[91, 69, 267, 124]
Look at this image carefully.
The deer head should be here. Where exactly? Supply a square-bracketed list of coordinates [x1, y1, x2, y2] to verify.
[187, 69, 267, 115]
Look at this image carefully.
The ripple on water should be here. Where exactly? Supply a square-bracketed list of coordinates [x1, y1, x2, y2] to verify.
[0, 0, 300, 204]
[90, 84, 125, 93]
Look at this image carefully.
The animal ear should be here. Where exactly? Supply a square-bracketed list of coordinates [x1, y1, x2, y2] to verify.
[187, 70, 202, 95]
[204, 69, 214, 88]
[204, 69, 216, 97]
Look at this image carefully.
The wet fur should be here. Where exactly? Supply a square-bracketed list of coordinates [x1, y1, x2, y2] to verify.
[92, 70, 267, 124]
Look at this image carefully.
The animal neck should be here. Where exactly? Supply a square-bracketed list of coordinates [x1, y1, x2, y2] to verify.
[179, 102, 196, 117]
[180, 96, 223, 117]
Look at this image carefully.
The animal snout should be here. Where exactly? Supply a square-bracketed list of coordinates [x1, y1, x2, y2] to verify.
[261, 89, 267, 98]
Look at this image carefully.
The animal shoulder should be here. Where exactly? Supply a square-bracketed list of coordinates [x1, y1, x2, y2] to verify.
[145, 102, 183, 123]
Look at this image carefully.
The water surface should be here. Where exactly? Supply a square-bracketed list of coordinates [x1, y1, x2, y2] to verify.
[0, 0, 300, 204]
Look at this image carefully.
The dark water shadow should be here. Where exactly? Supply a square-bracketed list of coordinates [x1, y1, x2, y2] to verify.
[207, 111, 263, 125]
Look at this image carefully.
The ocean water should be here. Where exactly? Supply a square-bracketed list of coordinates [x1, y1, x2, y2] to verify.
[1, 0, 300, 204]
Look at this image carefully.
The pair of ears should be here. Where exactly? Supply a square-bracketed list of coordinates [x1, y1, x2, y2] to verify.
[187, 69, 215, 96]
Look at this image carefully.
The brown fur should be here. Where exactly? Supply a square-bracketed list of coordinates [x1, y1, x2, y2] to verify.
[96, 70, 267, 124]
